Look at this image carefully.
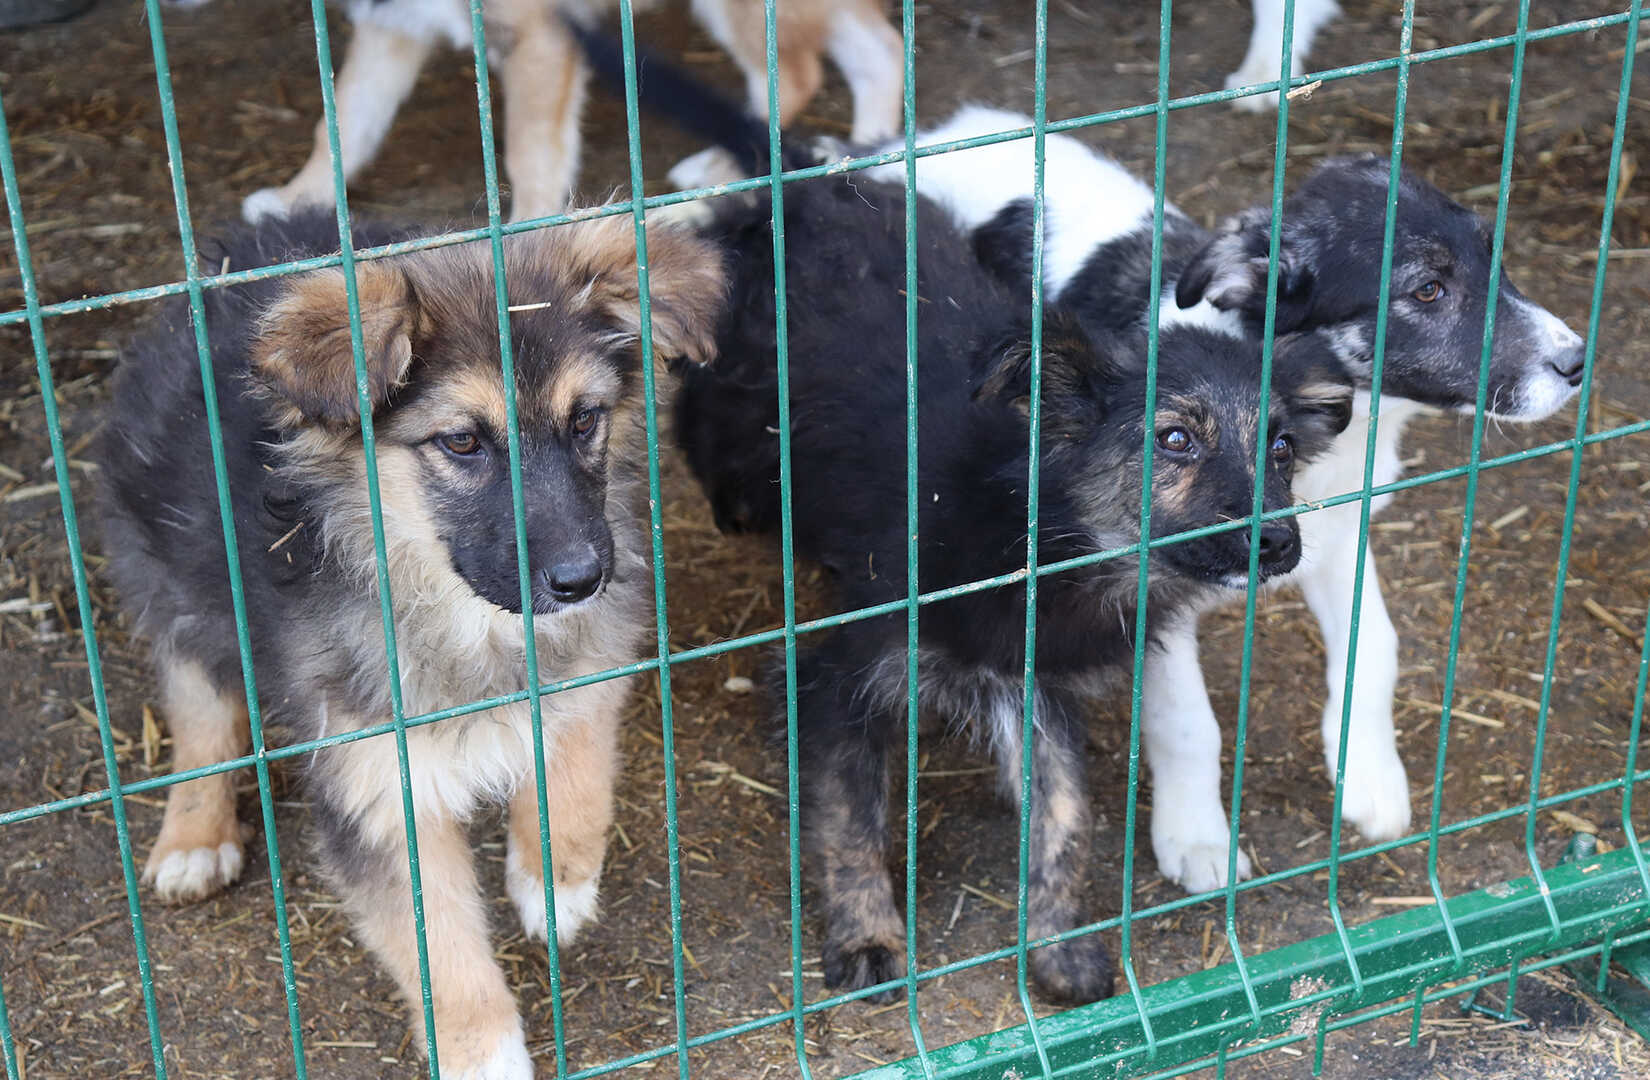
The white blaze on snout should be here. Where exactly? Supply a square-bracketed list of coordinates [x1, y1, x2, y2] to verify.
[1497, 296, 1586, 421]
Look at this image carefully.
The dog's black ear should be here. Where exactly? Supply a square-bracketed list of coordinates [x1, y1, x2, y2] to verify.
[1176, 211, 1315, 334]
[552, 216, 729, 367]
[251, 261, 419, 431]
[974, 310, 1129, 423]
[1273, 331, 1356, 444]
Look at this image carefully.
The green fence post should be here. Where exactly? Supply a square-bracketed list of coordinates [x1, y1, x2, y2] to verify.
[614, 4, 696, 1075]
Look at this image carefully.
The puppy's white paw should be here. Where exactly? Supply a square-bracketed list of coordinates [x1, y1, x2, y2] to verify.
[667, 147, 744, 192]
[145, 841, 244, 904]
[242, 187, 294, 225]
[506, 847, 599, 946]
[447, 1030, 533, 1080]
[1337, 750, 1412, 842]
[1157, 836, 1253, 895]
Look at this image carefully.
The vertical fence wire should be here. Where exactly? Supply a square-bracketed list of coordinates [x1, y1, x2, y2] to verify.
[1014, 1, 1055, 1074]
[460, 1, 575, 1073]
[138, 2, 314, 1069]
[1118, 0, 1179, 1060]
[1526, 0, 1642, 937]
[298, 2, 443, 1071]
[614, 3, 694, 1075]
[897, 0, 936, 1072]
[1428, 2, 1562, 979]
[0, 69, 173, 1080]
[1220, 0, 1305, 1036]
[754, 0, 811, 1067]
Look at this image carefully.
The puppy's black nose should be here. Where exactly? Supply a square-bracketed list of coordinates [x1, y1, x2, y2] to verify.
[542, 547, 603, 603]
[1547, 345, 1586, 386]
[1255, 523, 1298, 568]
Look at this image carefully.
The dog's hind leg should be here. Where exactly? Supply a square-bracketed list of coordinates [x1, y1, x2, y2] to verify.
[991, 687, 1114, 1004]
[1141, 615, 1253, 894]
[798, 642, 906, 1002]
[1297, 530, 1412, 842]
[499, 12, 587, 221]
[144, 654, 249, 904]
[825, 0, 903, 143]
[1224, 0, 1341, 113]
[242, 21, 432, 224]
[505, 691, 623, 947]
[322, 799, 531, 1080]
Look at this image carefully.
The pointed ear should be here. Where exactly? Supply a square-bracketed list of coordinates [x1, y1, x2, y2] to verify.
[250, 260, 419, 430]
[1274, 332, 1355, 440]
[559, 215, 728, 366]
[1176, 210, 1314, 333]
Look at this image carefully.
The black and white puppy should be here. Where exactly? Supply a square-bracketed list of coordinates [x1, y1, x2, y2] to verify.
[664, 136, 1354, 1001]
[870, 106, 1586, 893]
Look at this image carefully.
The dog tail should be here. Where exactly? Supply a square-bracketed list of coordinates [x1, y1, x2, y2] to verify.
[564, 15, 811, 177]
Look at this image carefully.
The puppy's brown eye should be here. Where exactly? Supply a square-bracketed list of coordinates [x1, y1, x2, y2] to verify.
[572, 408, 598, 437]
[1157, 427, 1194, 454]
[439, 432, 482, 457]
[1413, 280, 1444, 303]
[1270, 434, 1294, 464]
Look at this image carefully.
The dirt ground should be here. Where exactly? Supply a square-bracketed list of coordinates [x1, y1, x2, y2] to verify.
[3, 1, 1650, 1078]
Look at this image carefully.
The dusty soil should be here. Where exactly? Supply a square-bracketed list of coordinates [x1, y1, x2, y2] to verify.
[3, 1, 1649, 1078]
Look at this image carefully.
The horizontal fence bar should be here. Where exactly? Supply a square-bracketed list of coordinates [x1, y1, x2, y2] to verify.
[0, 10, 1632, 330]
[7, 414, 1643, 828]
[851, 842, 1650, 1079]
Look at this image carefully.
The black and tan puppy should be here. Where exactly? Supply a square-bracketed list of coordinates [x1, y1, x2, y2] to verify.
[670, 174, 1353, 1004]
[98, 210, 724, 1079]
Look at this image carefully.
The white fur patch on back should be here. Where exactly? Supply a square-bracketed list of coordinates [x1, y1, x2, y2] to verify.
[867, 105, 1163, 298]
[1157, 292, 1245, 336]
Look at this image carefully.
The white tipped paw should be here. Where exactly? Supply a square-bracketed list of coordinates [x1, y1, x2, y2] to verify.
[1225, 63, 1282, 112]
[241, 187, 294, 225]
[447, 1030, 532, 1080]
[506, 847, 599, 946]
[144, 841, 244, 904]
[1337, 750, 1412, 842]
[1157, 837, 1253, 895]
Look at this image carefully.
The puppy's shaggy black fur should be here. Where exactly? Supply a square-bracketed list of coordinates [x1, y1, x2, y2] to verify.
[577, 25, 1353, 1003]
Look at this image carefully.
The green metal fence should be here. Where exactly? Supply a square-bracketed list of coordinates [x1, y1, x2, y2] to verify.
[2, 1, 1648, 1078]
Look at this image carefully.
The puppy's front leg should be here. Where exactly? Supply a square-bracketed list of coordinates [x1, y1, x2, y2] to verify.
[1141, 619, 1253, 893]
[1298, 533, 1411, 842]
[499, 14, 586, 222]
[995, 692, 1113, 1004]
[506, 703, 621, 947]
[322, 800, 530, 1080]
[242, 21, 433, 223]
[144, 655, 249, 903]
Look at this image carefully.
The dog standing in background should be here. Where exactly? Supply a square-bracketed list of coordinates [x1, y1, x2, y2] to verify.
[161, 0, 902, 223]
[1227, 0, 1342, 111]
[98, 210, 726, 1078]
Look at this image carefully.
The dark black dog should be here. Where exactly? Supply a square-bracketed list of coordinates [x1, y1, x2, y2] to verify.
[568, 29, 1356, 1003]
[680, 172, 1350, 1005]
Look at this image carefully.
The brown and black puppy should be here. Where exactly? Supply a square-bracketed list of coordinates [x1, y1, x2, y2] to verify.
[97, 210, 724, 1079]
[672, 165, 1354, 1005]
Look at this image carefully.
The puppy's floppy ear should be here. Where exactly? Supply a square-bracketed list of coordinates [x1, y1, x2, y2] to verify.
[974, 310, 1131, 429]
[1273, 331, 1356, 443]
[558, 215, 728, 366]
[251, 261, 419, 430]
[1175, 209, 1314, 333]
